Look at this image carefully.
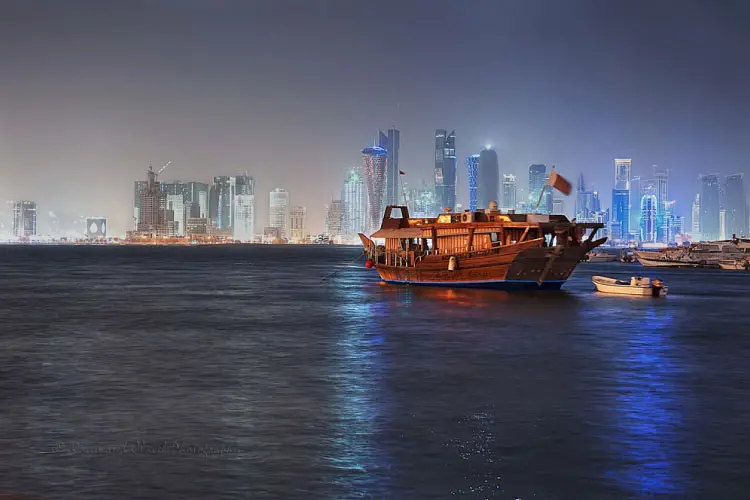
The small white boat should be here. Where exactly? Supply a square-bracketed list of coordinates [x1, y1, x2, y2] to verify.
[719, 259, 750, 270]
[592, 276, 668, 297]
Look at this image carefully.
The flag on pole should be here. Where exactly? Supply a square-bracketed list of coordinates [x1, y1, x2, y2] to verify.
[399, 170, 406, 175]
[547, 170, 572, 196]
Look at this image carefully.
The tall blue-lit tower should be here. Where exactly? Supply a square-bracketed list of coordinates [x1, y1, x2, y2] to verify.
[466, 154, 479, 211]
[434, 129, 456, 212]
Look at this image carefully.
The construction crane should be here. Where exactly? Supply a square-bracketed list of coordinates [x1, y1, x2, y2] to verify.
[157, 160, 171, 177]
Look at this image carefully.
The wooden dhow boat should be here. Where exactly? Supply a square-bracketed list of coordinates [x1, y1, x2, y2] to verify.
[359, 204, 606, 290]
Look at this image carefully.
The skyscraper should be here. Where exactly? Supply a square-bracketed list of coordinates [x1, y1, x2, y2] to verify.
[528, 164, 552, 214]
[477, 148, 499, 210]
[552, 196, 564, 215]
[629, 175, 642, 235]
[691, 194, 701, 235]
[362, 145, 388, 233]
[12, 200, 37, 238]
[136, 166, 169, 237]
[269, 188, 290, 239]
[210, 176, 233, 229]
[133, 180, 147, 227]
[699, 174, 720, 241]
[231, 176, 255, 241]
[653, 165, 669, 241]
[289, 205, 307, 242]
[325, 200, 345, 239]
[575, 173, 596, 221]
[341, 168, 366, 237]
[640, 181, 658, 243]
[466, 154, 479, 211]
[407, 187, 436, 218]
[611, 158, 631, 241]
[501, 173, 517, 212]
[434, 129, 456, 212]
[614, 158, 632, 190]
[378, 129, 401, 206]
[724, 174, 747, 237]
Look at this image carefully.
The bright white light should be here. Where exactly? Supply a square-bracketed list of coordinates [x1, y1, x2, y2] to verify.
[485, 144, 492, 150]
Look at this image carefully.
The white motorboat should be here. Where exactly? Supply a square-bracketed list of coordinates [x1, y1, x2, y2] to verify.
[592, 276, 668, 297]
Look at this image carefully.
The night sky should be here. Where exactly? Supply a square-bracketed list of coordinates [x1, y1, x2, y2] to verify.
[1, 0, 749, 235]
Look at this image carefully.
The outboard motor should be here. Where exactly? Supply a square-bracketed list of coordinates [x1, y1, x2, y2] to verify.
[652, 279, 664, 297]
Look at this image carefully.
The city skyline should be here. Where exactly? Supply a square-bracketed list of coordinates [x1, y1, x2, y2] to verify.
[1, 1, 749, 235]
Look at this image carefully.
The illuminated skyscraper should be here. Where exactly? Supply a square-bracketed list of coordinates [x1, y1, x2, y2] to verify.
[407, 188, 436, 218]
[269, 188, 290, 239]
[133, 180, 147, 227]
[528, 164, 552, 214]
[434, 129, 457, 212]
[699, 174, 720, 241]
[289, 205, 307, 242]
[466, 154, 479, 211]
[611, 158, 631, 241]
[691, 194, 701, 235]
[362, 145, 388, 233]
[325, 200, 345, 239]
[501, 173, 517, 212]
[629, 175, 642, 234]
[210, 176, 233, 229]
[136, 166, 169, 237]
[232, 175, 255, 241]
[640, 181, 658, 243]
[341, 168, 366, 237]
[12, 200, 37, 238]
[478, 148, 499, 210]
[575, 173, 596, 221]
[378, 129, 401, 206]
[614, 158, 631, 190]
[724, 174, 747, 237]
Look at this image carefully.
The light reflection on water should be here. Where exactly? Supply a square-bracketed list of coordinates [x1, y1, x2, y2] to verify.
[604, 304, 689, 495]
[326, 283, 390, 496]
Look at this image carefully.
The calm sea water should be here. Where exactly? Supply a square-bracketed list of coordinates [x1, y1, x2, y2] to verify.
[1, 245, 749, 499]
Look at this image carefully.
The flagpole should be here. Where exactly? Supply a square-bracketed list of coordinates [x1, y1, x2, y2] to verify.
[535, 183, 548, 213]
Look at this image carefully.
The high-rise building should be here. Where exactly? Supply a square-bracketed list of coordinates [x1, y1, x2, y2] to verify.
[501, 173, 517, 212]
[210, 176, 233, 229]
[478, 148, 499, 210]
[290, 205, 307, 242]
[341, 168, 366, 237]
[325, 200, 345, 239]
[466, 154, 479, 212]
[136, 166, 169, 237]
[378, 129, 401, 206]
[232, 175, 255, 241]
[133, 180, 148, 227]
[434, 129, 457, 212]
[269, 188, 290, 239]
[724, 174, 747, 237]
[640, 182, 658, 243]
[691, 194, 701, 236]
[575, 173, 596, 221]
[12, 200, 37, 238]
[611, 159, 631, 241]
[719, 209, 727, 240]
[629, 176, 642, 235]
[614, 158, 632, 190]
[407, 188, 436, 218]
[186, 181, 209, 219]
[653, 166, 669, 241]
[362, 145, 388, 233]
[528, 164, 552, 214]
[699, 174, 721, 241]
[552, 196, 564, 215]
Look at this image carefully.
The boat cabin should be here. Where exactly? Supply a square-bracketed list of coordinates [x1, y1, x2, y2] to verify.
[366, 205, 603, 268]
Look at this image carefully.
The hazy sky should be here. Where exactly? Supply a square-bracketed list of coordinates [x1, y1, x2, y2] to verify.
[1, 0, 749, 234]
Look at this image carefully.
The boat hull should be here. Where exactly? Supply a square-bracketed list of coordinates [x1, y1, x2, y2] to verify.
[592, 277, 668, 296]
[373, 241, 595, 290]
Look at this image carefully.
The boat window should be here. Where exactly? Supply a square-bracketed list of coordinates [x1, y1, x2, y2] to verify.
[390, 207, 405, 219]
[490, 232, 498, 242]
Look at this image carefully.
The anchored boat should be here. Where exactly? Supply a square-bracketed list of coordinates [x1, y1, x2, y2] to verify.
[359, 204, 606, 290]
[592, 276, 668, 297]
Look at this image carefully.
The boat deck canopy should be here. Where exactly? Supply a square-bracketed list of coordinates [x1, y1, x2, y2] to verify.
[370, 228, 424, 239]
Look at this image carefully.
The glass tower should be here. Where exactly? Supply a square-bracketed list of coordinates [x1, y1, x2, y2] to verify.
[466, 154, 479, 212]
[434, 129, 457, 212]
